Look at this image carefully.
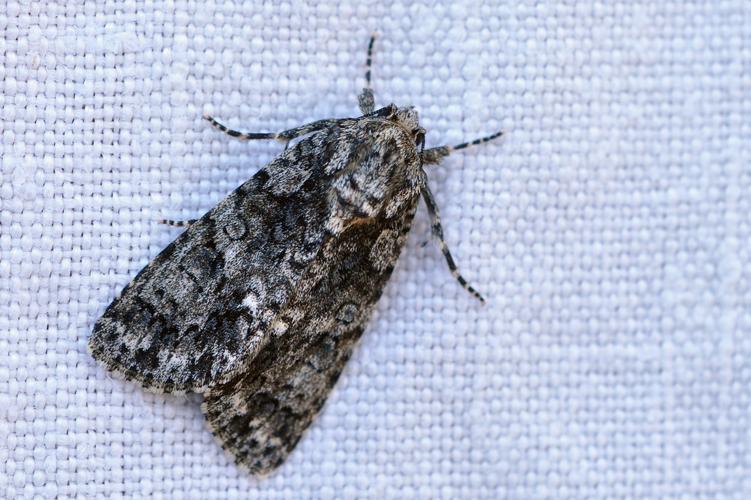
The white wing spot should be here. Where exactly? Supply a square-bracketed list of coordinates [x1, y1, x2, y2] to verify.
[271, 319, 289, 336]
[241, 293, 259, 314]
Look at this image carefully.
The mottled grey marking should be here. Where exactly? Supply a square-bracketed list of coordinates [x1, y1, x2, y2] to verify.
[88, 34, 502, 476]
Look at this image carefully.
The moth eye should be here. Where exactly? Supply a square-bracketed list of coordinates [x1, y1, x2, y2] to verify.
[413, 128, 426, 146]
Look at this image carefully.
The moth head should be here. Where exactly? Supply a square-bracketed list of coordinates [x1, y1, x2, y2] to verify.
[392, 106, 419, 132]
[390, 106, 426, 148]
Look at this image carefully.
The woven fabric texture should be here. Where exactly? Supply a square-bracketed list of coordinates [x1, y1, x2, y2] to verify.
[2, 1, 750, 498]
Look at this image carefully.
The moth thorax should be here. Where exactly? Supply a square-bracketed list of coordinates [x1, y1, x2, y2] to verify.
[333, 168, 386, 220]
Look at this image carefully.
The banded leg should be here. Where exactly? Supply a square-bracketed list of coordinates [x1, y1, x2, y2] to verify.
[421, 130, 504, 165]
[420, 185, 485, 303]
[204, 114, 343, 143]
[159, 218, 197, 227]
[358, 34, 377, 115]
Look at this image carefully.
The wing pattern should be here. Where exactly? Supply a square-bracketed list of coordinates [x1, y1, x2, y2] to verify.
[90, 127, 347, 393]
[202, 205, 417, 474]
[89, 112, 424, 474]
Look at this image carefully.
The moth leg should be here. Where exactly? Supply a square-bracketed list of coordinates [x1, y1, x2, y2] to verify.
[420, 146, 451, 166]
[421, 130, 505, 165]
[357, 34, 376, 115]
[159, 218, 197, 227]
[420, 185, 485, 303]
[203, 114, 341, 143]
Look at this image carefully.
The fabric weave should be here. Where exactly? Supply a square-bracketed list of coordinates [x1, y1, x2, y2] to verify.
[2, 1, 750, 498]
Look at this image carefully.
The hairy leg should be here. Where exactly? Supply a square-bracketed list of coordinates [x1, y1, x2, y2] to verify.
[159, 219, 197, 227]
[357, 34, 377, 115]
[203, 114, 343, 143]
[420, 184, 485, 303]
[421, 130, 504, 165]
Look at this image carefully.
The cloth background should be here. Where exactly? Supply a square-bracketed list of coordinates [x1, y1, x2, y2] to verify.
[2, 1, 750, 498]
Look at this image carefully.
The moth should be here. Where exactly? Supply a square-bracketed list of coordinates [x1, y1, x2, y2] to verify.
[89, 36, 502, 475]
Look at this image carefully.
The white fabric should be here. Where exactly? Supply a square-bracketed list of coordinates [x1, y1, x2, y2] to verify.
[3, 1, 750, 498]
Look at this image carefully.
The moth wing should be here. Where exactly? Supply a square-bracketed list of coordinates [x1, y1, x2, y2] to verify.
[202, 207, 417, 475]
[202, 324, 366, 475]
[89, 141, 333, 394]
